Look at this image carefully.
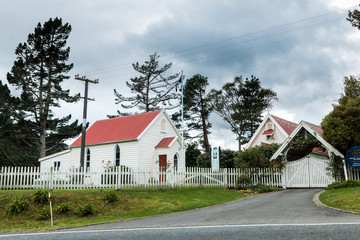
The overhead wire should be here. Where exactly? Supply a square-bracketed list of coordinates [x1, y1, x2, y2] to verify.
[77, 4, 358, 81]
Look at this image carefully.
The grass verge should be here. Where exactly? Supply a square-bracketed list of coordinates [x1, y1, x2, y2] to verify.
[0, 187, 245, 232]
[319, 186, 360, 213]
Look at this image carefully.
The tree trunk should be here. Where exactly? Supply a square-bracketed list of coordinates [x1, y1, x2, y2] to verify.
[201, 115, 210, 153]
[39, 128, 47, 158]
[238, 135, 242, 152]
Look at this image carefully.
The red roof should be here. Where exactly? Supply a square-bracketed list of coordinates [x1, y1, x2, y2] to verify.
[263, 129, 274, 135]
[71, 110, 161, 146]
[271, 115, 298, 135]
[304, 121, 323, 136]
[155, 137, 176, 148]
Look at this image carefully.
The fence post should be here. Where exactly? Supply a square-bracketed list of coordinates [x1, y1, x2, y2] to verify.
[282, 165, 287, 189]
[0, 167, 3, 190]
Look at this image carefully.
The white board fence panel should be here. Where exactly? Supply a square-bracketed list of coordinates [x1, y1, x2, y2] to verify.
[285, 157, 334, 188]
[347, 167, 360, 180]
[0, 166, 283, 190]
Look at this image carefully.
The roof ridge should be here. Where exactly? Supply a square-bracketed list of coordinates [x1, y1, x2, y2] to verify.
[71, 110, 162, 146]
[96, 110, 162, 122]
[270, 114, 297, 125]
[302, 120, 321, 128]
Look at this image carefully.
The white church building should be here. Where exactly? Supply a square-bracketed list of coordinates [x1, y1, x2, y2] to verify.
[39, 110, 184, 172]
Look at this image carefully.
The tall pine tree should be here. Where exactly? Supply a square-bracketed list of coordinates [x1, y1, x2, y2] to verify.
[7, 17, 81, 159]
[114, 53, 179, 112]
[172, 74, 212, 152]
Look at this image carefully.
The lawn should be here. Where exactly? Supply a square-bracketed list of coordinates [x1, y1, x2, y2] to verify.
[319, 186, 360, 213]
[0, 187, 245, 232]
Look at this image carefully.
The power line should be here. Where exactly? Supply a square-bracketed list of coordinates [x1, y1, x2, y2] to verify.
[77, 4, 356, 77]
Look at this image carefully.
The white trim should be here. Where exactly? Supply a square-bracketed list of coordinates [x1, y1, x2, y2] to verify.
[269, 114, 290, 138]
[270, 121, 344, 161]
[155, 136, 178, 149]
[245, 114, 289, 149]
[39, 149, 71, 162]
[137, 110, 162, 140]
[70, 138, 137, 148]
[168, 136, 178, 148]
[138, 110, 182, 141]
[245, 113, 271, 149]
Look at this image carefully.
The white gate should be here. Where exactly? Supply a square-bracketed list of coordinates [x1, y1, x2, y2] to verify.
[285, 156, 334, 188]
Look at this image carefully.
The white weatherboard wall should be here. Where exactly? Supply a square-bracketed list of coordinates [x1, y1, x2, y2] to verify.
[248, 118, 287, 148]
[40, 140, 140, 172]
[39, 110, 184, 173]
[137, 111, 183, 171]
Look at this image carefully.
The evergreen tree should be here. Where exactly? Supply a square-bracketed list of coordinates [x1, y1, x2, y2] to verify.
[172, 74, 212, 152]
[208, 75, 277, 151]
[0, 81, 38, 166]
[114, 53, 180, 112]
[347, 6, 360, 30]
[7, 17, 81, 159]
[185, 142, 201, 167]
[322, 76, 360, 154]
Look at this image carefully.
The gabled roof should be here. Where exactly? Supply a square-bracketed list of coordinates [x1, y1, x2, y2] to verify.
[271, 115, 298, 135]
[245, 113, 323, 149]
[270, 121, 344, 161]
[245, 113, 297, 149]
[71, 110, 162, 147]
[303, 121, 323, 136]
[155, 137, 176, 148]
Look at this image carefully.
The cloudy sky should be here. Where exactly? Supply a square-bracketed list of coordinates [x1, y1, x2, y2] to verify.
[1, 0, 360, 150]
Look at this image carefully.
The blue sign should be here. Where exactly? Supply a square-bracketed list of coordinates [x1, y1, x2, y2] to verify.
[347, 146, 360, 169]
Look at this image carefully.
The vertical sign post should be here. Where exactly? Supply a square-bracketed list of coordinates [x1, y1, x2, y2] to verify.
[211, 146, 220, 171]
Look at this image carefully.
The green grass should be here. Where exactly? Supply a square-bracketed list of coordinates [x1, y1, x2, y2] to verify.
[319, 186, 360, 213]
[0, 187, 245, 232]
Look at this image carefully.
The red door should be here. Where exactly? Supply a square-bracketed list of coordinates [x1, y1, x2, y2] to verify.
[159, 155, 167, 182]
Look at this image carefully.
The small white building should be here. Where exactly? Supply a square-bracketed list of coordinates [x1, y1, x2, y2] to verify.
[245, 113, 329, 160]
[39, 110, 184, 172]
[245, 114, 298, 149]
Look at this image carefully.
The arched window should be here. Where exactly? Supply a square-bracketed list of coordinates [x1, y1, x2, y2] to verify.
[115, 145, 120, 167]
[174, 153, 179, 171]
[161, 119, 166, 133]
[86, 148, 90, 172]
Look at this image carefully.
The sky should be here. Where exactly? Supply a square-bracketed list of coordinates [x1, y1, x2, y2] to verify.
[1, 0, 360, 150]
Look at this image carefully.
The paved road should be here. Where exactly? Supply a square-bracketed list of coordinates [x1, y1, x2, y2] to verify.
[2, 189, 360, 239]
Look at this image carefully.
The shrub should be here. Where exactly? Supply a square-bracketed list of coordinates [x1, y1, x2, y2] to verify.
[236, 174, 252, 190]
[77, 203, 94, 216]
[197, 152, 210, 168]
[235, 143, 281, 168]
[185, 142, 201, 167]
[36, 208, 50, 220]
[7, 198, 29, 215]
[253, 183, 276, 193]
[326, 179, 360, 190]
[104, 192, 117, 203]
[328, 155, 346, 181]
[56, 202, 71, 214]
[33, 189, 49, 204]
[220, 149, 238, 168]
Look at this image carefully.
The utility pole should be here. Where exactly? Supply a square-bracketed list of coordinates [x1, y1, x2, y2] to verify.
[75, 75, 99, 169]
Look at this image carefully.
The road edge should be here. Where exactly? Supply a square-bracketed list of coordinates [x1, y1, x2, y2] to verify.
[313, 190, 360, 215]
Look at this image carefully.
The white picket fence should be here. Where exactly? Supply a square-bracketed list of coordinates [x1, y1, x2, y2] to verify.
[347, 167, 360, 180]
[0, 166, 283, 190]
